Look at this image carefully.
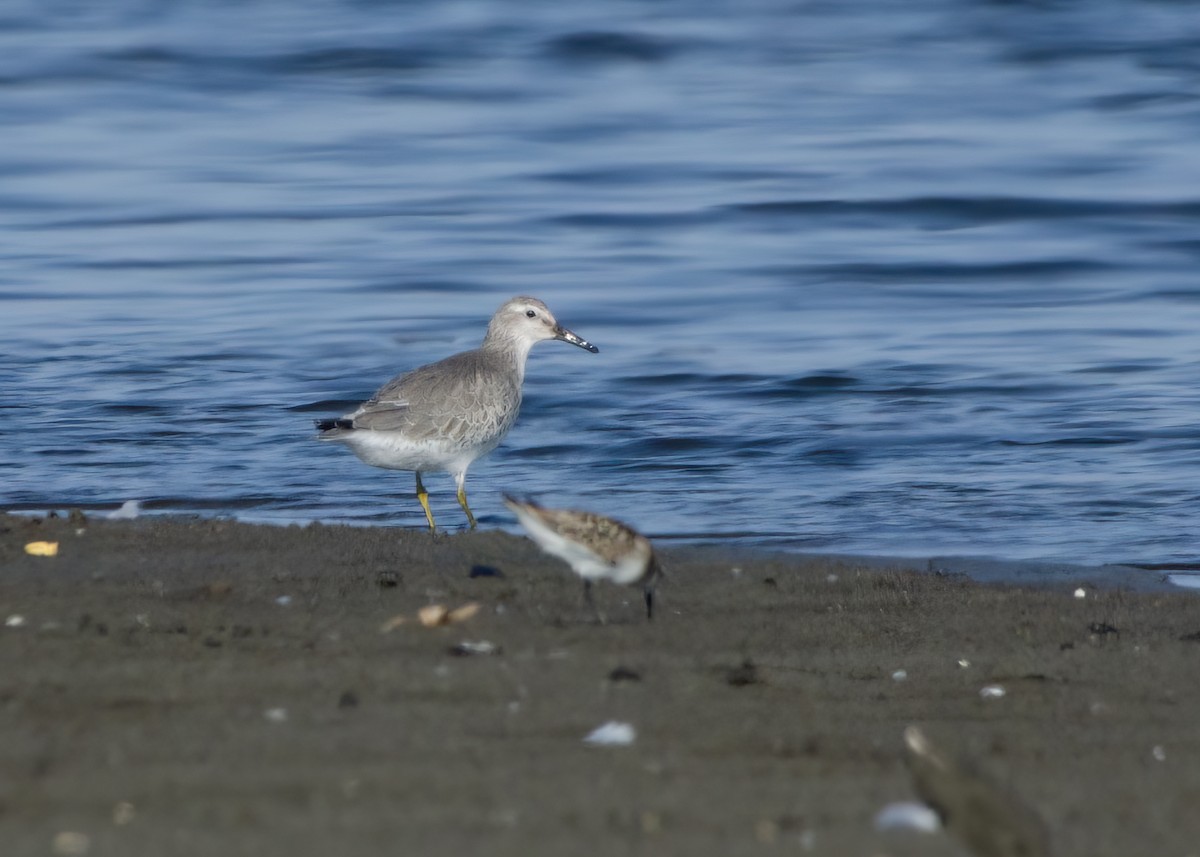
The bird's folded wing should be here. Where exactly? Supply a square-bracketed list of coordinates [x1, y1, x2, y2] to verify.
[346, 399, 412, 431]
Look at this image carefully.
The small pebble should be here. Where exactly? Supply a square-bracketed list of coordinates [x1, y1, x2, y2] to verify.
[1152, 745, 1166, 762]
[979, 684, 1007, 699]
[957, 658, 971, 668]
[376, 570, 399, 588]
[274, 595, 292, 607]
[1074, 587, 1087, 599]
[608, 666, 642, 683]
[5, 615, 27, 628]
[263, 707, 288, 723]
[892, 669, 908, 682]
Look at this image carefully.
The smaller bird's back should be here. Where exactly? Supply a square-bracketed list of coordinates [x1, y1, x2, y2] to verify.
[503, 496, 657, 586]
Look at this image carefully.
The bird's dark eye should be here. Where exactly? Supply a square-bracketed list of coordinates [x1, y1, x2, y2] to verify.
[525, 309, 536, 318]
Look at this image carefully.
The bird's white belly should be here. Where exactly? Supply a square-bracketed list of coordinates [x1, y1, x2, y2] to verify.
[337, 430, 499, 474]
[533, 528, 647, 585]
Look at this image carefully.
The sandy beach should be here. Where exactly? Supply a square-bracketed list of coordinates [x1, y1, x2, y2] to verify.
[1, 511, 1197, 856]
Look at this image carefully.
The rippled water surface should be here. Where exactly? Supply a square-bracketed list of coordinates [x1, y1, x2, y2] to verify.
[4, 0, 1200, 565]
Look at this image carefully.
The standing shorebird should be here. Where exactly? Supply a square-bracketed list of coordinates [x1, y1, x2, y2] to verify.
[502, 495, 661, 621]
[315, 297, 598, 532]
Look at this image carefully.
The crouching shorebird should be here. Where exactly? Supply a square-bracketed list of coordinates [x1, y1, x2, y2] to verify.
[502, 495, 661, 621]
[315, 297, 598, 532]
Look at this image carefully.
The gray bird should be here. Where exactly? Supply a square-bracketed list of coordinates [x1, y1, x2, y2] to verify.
[503, 495, 660, 620]
[316, 297, 597, 531]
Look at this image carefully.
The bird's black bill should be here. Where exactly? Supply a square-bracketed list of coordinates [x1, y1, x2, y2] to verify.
[555, 326, 599, 353]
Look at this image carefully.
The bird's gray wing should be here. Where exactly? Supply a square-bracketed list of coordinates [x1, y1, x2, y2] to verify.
[347, 351, 520, 442]
[344, 398, 412, 432]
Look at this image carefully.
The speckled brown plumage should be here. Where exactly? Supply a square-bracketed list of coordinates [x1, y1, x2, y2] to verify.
[503, 495, 660, 620]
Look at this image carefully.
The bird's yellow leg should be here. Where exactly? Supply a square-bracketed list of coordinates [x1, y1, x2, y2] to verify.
[456, 485, 478, 529]
[415, 472, 436, 532]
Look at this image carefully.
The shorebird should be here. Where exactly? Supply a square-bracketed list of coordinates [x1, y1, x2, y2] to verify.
[502, 495, 660, 621]
[315, 297, 598, 532]
[903, 725, 1052, 857]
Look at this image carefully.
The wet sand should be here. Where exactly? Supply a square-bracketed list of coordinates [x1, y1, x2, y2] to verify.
[1, 512, 1197, 856]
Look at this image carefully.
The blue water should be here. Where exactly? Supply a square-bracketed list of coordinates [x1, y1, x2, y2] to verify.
[3, 0, 1200, 566]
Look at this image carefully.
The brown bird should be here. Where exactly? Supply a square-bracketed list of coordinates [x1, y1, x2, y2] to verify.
[503, 495, 660, 620]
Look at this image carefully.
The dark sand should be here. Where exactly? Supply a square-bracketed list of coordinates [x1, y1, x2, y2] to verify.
[1, 512, 1197, 856]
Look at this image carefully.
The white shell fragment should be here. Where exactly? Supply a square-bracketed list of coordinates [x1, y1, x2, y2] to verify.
[1073, 587, 1087, 599]
[874, 801, 941, 833]
[419, 605, 449, 627]
[418, 602, 482, 627]
[263, 707, 288, 723]
[583, 721, 636, 746]
[5, 615, 27, 628]
[379, 614, 408, 633]
[892, 669, 908, 682]
[979, 684, 1007, 699]
[447, 602, 482, 623]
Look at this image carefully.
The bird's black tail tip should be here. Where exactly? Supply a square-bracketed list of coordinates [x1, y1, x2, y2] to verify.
[314, 418, 353, 432]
